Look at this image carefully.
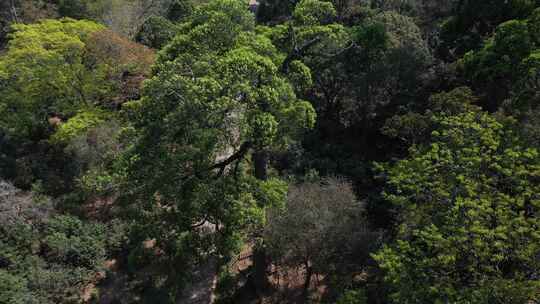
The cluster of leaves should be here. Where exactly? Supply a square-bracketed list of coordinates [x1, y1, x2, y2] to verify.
[439, 0, 538, 59]
[458, 8, 540, 116]
[0, 18, 106, 138]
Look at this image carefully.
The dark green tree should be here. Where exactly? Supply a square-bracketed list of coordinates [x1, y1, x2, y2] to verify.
[167, 0, 195, 22]
[439, 0, 538, 60]
[135, 15, 177, 49]
[118, 0, 315, 297]
[0, 181, 110, 304]
[460, 19, 534, 110]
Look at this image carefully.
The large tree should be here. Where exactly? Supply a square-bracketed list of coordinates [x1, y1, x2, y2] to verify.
[262, 0, 433, 196]
[118, 0, 315, 297]
[0, 18, 105, 138]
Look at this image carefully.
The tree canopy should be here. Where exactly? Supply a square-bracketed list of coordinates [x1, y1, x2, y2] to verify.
[1, 0, 540, 303]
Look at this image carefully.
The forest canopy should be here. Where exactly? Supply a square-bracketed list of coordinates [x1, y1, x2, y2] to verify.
[1, 0, 539, 303]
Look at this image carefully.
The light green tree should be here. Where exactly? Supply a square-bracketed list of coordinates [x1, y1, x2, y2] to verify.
[0, 18, 106, 138]
[374, 109, 540, 303]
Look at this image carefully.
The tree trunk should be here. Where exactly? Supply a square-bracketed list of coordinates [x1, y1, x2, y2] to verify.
[10, 0, 19, 23]
[253, 150, 268, 181]
[302, 261, 313, 302]
[252, 245, 271, 295]
[251, 150, 271, 294]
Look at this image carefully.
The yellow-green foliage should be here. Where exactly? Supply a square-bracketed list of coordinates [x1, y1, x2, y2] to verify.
[374, 110, 540, 303]
[51, 110, 108, 144]
[0, 18, 106, 138]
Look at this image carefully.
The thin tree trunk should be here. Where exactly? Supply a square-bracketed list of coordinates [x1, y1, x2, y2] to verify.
[10, 0, 19, 23]
[253, 150, 268, 181]
[252, 245, 271, 294]
[251, 149, 271, 294]
[302, 261, 313, 302]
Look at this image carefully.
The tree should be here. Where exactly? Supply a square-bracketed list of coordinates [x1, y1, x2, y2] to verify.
[382, 87, 481, 147]
[265, 178, 381, 299]
[373, 110, 540, 303]
[460, 18, 536, 110]
[135, 15, 177, 49]
[118, 0, 315, 297]
[438, 0, 537, 60]
[167, 0, 195, 22]
[0, 18, 106, 139]
[256, 0, 299, 23]
[98, 0, 172, 38]
[0, 0, 58, 49]
[0, 270, 29, 304]
[57, 0, 91, 19]
[256, 0, 367, 23]
[57, 0, 173, 38]
[270, 1, 433, 194]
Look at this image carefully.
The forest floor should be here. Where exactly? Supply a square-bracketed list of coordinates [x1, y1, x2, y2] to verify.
[81, 196, 327, 304]
[178, 256, 218, 304]
[229, 245, 330, 304]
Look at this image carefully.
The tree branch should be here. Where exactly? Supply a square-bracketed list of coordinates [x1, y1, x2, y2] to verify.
[281, 37, 322, 73]
[10, 0, 19, 24]
[210, 141, 252, 178]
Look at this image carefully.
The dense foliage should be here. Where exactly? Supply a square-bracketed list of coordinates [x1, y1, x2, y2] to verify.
[0, 181, 111, 303]
[375, 109, 540, 303]
[1, 0, 540, 303]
